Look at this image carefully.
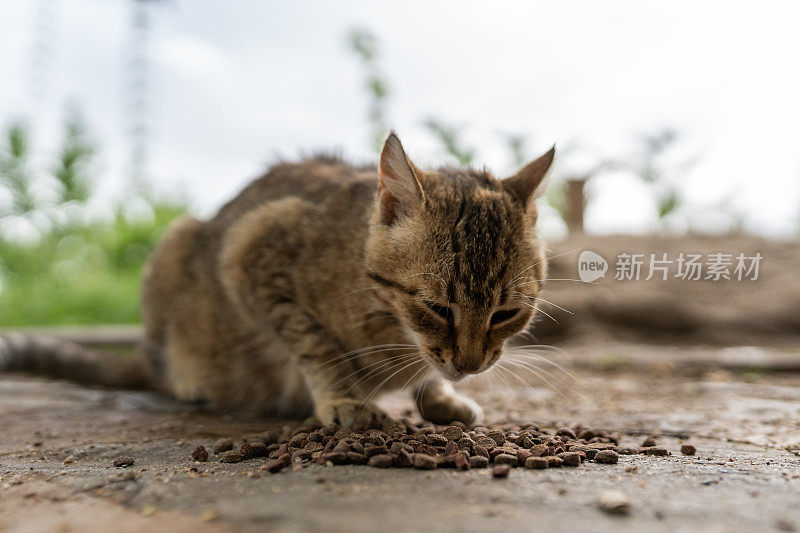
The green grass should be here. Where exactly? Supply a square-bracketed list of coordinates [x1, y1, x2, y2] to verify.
[0, 202, 184, 327]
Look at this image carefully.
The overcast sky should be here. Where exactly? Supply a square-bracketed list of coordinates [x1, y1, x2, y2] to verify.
[1, 0, 799, 237]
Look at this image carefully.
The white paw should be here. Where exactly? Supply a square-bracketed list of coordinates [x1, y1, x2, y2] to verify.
[316, 397, 387, 428]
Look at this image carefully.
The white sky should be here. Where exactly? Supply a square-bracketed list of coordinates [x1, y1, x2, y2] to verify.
[1, 0, 799, 237]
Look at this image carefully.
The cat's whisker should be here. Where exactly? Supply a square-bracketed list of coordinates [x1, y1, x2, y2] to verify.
[505, 247, 583, 289]
[329, 351, 419, 390]
[338, 353, 421, 393]
[504, 349, 579, 378]
[493, 365, 521, 412]
[512, 278, 598, 290]
[355, 359, 425, 418]
[320, 346, 417, 371]
[534, 296, 574, 315]
[318, 344, 416, 367]
[501, 358, 576, 390]
[498, 360, 571, 401]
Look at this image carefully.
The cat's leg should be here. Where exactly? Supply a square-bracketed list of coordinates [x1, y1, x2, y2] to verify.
[219, 199, 388, 427]
[414, 377, 484, 425]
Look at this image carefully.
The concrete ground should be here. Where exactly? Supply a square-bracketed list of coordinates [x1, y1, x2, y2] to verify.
[1, 344, 799, 533]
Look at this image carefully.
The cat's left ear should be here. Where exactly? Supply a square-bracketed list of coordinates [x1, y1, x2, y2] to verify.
[378, 132, 425, 225]
[502, 146, 555, 207]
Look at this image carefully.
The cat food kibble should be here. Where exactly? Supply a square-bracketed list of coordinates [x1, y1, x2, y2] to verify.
[492, 464, 510, 478]
[213, 439, 234, 454]
[219, 450, 245, 463]
[681, 444, 696, 456]
[189, 421, 672, 476]
[641, 436, 656, 448]
[191, 445, 209, 462]
[594, 450, 619, 464]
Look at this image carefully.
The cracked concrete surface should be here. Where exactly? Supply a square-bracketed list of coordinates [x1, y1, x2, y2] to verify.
[1, 345, 799, 533]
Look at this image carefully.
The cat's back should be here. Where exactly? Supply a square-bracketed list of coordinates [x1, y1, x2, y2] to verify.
[208, 156, 377, 233]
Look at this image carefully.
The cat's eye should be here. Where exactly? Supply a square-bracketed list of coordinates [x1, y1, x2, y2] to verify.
[490, 308, 520, 326]
[425, 302, 452, 320]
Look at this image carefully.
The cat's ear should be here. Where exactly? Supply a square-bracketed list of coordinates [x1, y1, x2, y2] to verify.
[502, 146, 555, 206]
[378, 132, 425, 224]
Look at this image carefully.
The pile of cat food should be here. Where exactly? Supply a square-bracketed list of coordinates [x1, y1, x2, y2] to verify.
[189, 419, 684, 476]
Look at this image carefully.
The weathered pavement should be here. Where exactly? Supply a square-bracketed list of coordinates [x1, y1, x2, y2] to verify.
[1, 346, 800, 533]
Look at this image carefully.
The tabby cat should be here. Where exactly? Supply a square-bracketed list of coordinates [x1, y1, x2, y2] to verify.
[0, 133, 553, 427]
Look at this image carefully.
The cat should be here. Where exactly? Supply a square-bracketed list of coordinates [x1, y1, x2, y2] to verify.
[0, 132, 553, 427]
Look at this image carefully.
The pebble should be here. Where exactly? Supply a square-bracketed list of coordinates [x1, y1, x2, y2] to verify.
[641, 436, 656, 448]
[113, 456, 135, 468]
[594, 450, 619, 464]
[597, 490, 631, 516]
[63, 455, 75, 465]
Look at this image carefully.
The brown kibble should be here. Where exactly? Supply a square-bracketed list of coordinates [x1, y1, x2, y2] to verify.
[494, 453, 518, 467]
[113, 456, 135, 468]
[443, 426, 463, 441]
[487, 431, 506, 446]
[346, 452, 367, 465]
[642, 447, 668, 456]
[262, 454, 290, 473]
[524, 456, 549, 469]
[413, 454, 437, 470]
[641, 436, 656, 448]
[367, 454, 393, 468]
[529, 444, 549, 457]
[219, 451, 244, 464]
[492, 464, 510, 478]
[594, 450, 619, 464]
[242, 441, 268, 458]
[556, 427, 577, 439]
[213, 439, 234, 454]
[558, 452, 581, 467]
[321, 452, 348, 465]
[681, 444, 697, 456]
[453, 453, 470, 471]
[394, 449, 414, 468]
[476, 437, 496, 451]
[469, 455, 489, 469]
[191, 445, 209, 462]
[473, 444, 490, 458]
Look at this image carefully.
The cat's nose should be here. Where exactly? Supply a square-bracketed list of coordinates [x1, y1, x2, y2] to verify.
[453, 356, 481, 373]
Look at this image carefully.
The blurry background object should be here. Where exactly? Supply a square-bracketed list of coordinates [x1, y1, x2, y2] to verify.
[0, 0, 798, 328]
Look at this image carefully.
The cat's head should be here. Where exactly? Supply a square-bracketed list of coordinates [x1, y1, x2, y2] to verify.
[365, 132, 553, 380]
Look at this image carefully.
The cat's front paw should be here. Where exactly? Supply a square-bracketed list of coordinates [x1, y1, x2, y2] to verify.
[316, 397, 387, 428]
[417, 392, 484, 426]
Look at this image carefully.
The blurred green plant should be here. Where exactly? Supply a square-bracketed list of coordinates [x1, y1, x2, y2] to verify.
[423, 118, 475, 166]
[0, 114, 185, 326]
[0, 121, 36, 216]
[624, 128, 696, 223]
[347, 27, 389, 152]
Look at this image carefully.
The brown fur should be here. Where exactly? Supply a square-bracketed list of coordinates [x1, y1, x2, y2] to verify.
[1, 133, 553, 427]
[138, 133, 553, 425]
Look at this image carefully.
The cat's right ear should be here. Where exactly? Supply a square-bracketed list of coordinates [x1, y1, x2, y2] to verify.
[378, 132, 425, 225]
